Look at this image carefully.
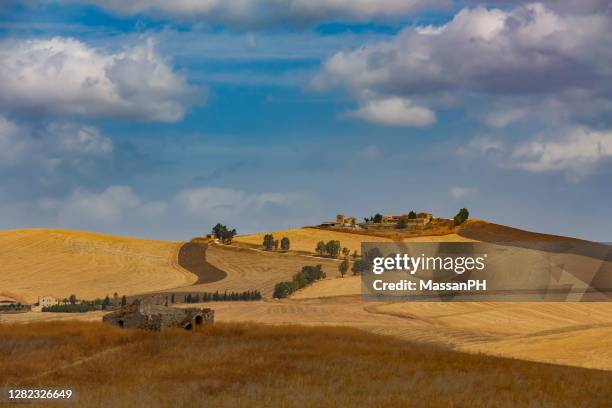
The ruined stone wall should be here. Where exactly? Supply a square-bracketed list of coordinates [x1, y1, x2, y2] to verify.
[103, 304, 214, 331]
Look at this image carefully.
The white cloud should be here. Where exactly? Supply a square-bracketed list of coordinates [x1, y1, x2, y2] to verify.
[511, 127, 612, 180]
[485, 108, 528, 128]
[0, 37, 198, 122]
[41, 185, 167, 225]
[0, 115, 112, 167]
[176, 187, 301, 220]
[58, 0, 446, 26]
[345, 97, 435, 127]
[315, 3, 612, 127]
[449, 186, 476, 200]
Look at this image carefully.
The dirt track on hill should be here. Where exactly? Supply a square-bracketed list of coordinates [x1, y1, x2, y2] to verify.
[176, 242, 227, 284]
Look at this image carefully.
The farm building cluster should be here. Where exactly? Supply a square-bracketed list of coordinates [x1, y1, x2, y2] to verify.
[320, 213, 433, 230]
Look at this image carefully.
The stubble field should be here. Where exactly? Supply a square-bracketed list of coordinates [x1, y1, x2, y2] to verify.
[1, 321, 609, 407]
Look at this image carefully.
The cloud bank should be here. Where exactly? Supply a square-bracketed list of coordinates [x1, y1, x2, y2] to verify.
[0, 37, 198, 122]
[315, 3, 612, 129]
[57, 0, 447, 26]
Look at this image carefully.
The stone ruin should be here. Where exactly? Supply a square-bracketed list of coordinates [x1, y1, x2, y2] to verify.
[102, 297, 214, 331]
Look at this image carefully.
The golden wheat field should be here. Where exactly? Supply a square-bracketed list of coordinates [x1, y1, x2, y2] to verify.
[190, 298, 612, 371]
[233, 227, 394, 255]
[0, 229, 196, 303]
[1, 321, 609, 407]
[169, 244, 341, 297]
[3, 223, 612, 373]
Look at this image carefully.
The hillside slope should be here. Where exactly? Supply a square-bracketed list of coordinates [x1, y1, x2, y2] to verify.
[169, 244, 341, 297]
[233, 227, 394, 255]
[0, 229, 197, 303]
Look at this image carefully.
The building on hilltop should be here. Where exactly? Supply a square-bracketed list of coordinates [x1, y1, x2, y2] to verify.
[319, 214, 357, 228]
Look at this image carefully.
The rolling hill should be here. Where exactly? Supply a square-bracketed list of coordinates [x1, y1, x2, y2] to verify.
[0, 229, 197, 304]
[2, 222, 612, 371]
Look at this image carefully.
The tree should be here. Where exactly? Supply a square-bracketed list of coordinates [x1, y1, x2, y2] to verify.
[352, 259, 365, 275]
[102, 296, 111, 310]
[263, 234, 275, 250]
[121, 295, 127, 306]
[212, 223, 225, 240]
[273, 281, 294, 299]
[325, 240, 341, 258]
[453, 208, 470, 226]
[280, 237, 290, 251]
[339, 258, 349, 277]
[397, 215, 410, 229]
[273, 239, 279, 250]
[212, 223, 237, 244]
[316, 241, 326, 256]
[342, 247, 350, 258]
[373, 213, 383, 223]
[352, 250, 359, 260]
[408, 211, 417, 219]
[69, 294, 77, 305]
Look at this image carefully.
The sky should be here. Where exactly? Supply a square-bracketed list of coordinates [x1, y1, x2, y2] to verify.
[0, 0, 611, 241]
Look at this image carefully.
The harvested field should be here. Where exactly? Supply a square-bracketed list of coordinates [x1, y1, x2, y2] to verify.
[0, 229, 196, 303]
[233, 227, 394, 255]
[292, 276, 361, 298]
[1, 321, 609, 407]
[459, 220, 586, 243]
[186, 298, 612, 370]
[168, 244, 341, 297]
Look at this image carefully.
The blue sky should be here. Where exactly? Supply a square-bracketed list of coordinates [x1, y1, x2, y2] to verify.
[0, 1, 611, 241]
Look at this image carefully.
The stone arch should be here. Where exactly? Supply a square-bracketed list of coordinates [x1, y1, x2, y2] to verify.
[194, 315, 204, 326]
[117, 320, 124, 328]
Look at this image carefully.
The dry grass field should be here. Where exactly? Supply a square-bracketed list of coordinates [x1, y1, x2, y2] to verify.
[1, 321, 609, 407]
[180, 297, 612, 371]
[233, 227, 394, 255]
[169, 244, 340, 297]
[0, 229, 196, 303]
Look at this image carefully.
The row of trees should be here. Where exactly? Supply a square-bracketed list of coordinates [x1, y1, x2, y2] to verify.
[263, 234, 290, 251]
[41, 293, 128, 312]
[273, 265, 326, 298]
[181, 290, 262, 303]
[212, 223, 237, 244]
[337, 247, 384, 277]
[363, 213, 383, 223]
[315, 240, 341, 258]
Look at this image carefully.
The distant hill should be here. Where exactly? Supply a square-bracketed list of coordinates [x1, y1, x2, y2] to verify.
[0, 229, 197, 303]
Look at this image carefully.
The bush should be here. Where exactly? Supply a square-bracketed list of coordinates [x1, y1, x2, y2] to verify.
[397, 215, 410, 229]
[273, 265, 326, 298]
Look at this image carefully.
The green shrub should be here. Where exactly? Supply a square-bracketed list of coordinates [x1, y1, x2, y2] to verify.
[273, 265, 326, 298]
